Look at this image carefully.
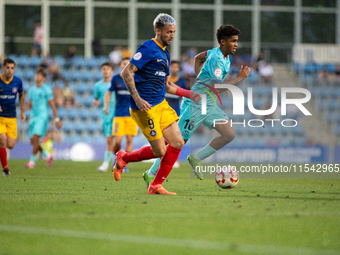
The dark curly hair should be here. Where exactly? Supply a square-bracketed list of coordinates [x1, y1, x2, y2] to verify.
[3, 58, 15, 67]
[216, 25, 240, 44]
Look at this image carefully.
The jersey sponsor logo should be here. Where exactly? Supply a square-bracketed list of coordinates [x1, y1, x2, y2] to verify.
[155, 71, 166, 77]
[150, 130, 157, 137]
[0, 95, 15, 99]
[133, 52, 142, 60]
[157, 59, 162, 62]
[214, 68, 222, 77]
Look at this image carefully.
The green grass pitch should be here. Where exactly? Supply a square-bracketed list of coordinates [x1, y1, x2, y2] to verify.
[0, 160, 339, 255]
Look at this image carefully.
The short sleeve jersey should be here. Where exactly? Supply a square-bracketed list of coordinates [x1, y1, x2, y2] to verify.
[28, 84, 53, 117]
[129, 38, 170, 110]
[94, 79, 116, 113]
[0, 75, 23, 118]
[109, 74, 131, 117]
[187, 47, 230, 106]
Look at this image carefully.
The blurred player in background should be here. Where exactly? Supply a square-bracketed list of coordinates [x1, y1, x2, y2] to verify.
[164, 60, 187, 168]
[0, 58, 25, 176]
[24, 68, 62, 168]
[94, 62, 115, 172]
[143, 24, 249, 185]
[104, 58, 138, 173]
[115, 13, 201, 195]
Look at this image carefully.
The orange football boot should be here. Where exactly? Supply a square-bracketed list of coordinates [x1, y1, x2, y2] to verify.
[113, 151, 128, 181]
[148, 184, 177, 195]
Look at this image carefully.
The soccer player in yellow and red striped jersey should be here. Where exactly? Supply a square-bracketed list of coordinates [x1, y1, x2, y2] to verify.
[0, 58, 26, 176]
[114, 13, 201, 195]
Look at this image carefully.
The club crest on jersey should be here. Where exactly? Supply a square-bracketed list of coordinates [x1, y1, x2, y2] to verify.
[133, 52, 142, 60]
[214, 68, 222, 77]
[12, 87, 18, 93]
[150, 130, 157, 137]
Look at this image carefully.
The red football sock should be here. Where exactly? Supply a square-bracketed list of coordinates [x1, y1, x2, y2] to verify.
[0, 147, 8, 170]
[151, 145, 181, 185]
[122, 146, 155, 163]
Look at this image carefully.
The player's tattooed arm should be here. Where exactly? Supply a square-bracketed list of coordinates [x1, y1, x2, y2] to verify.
[165, 77, 179, 95]
[121, 62, 151, 111]
[194, 51, 206, 77]
[167, 76, 202, 103]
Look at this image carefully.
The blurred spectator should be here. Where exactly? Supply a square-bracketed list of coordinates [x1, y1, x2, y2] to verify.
[65, 45, 77, 69]
[64, 98, 73, 110]
[259, 61, 274, 84]
[53, 86, 64, 108]
[335, 64, 340, 81]
[63, 81, 75, 105]
[48, 57, 62, 81]
[92, 39, 103, 56]
[121, 46, 131, 59]
[65, 45, 77, 60]
[182, 58, 195, 79]
[317, 69, 330, 86]
[31, 21, 43, 56]
[109, 46, 122, 69]
[187, 47, 197, 59]
[39, 55, 49, 69]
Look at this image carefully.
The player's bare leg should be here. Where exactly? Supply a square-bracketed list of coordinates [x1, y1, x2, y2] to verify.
[98, 136, 114, 172]
[188, 121, 235, 178]
[125, 135, 133, 153]
[26, 134, 41, 168]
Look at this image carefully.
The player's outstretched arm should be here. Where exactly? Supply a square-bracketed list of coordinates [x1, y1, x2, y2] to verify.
[103, 91, 112, 115]
[214, 65, 250, 93]
[19, 92, 26, 123]
[194, 51, 206, 77]
[166, 77, 201, 103]
[121, 62, 151, 111]
[227, 65, 250, 85]
[48, 99, 62, 129]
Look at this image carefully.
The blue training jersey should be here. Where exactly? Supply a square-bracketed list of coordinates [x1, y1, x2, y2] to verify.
[109, 73, 131, 117]
[129, 38, 170, 110]
[184, 47, 230, 107]
[0, 75, 23, 118]
[165, 76, 186, 115]
[28, 84, 53, 117]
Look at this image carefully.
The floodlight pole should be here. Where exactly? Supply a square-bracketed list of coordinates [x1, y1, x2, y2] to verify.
[128, 0, 137, 54]
[252, 0, 260, 58]
[214, 0, 222, 48]
[41, 0, 50, 56]
[337, 0, 340, 44]
[171, 0, 180, 60]
[85, 0, 93, 58]
[294, 0, 302, 44]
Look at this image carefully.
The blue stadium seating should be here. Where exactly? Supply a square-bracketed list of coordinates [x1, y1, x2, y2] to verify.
[23, 68, 35, 80]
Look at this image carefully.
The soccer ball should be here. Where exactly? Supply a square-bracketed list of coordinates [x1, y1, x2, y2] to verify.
[215, 166, 239, 189]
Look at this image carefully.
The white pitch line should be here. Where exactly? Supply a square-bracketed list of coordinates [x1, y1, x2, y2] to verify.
[5, 212, 207, 220]
[6, 211, 340, 221]
[0, 225, 339, 255]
